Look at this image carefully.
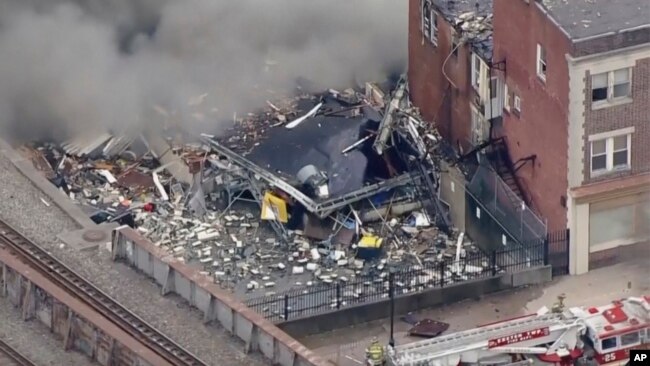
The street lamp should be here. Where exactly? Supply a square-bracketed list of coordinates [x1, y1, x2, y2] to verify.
[388, 266, 396, 348]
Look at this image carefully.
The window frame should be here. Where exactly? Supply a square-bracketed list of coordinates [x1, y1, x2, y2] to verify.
[620, 331, 640, 347]
[591, 68, 632, 107]
[430, 10, 438, 45]
[513, 95, 521, 114]
[422, 1, 432, 40]
[451, 29, 459, 57]
[471, 53, 481, 91]
[589, 133, 632, 176]
[504, 84, 511, 112]
[421, 1, 438, 45]
[600, 336, 617, 351]
[536, 44, 547, 81]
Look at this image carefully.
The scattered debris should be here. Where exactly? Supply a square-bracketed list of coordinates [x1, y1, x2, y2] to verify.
[407, 319, 450, 338]
[23, 76, 490, 299]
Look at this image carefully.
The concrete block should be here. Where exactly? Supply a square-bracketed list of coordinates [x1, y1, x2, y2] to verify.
[136, 248, 153, 275]
[234, 314, 254, 344]
[277, 342, 297, 366]
[153, 261, 170, 287]
[195, 287, 211, 314]
[175, 274, 191, 301]
[512, 266, 552, 287]
[216, 300, 234, 332]
[257, 330, 276, 360]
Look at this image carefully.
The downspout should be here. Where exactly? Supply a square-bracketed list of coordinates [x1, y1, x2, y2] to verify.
[487, 61, 494, 141]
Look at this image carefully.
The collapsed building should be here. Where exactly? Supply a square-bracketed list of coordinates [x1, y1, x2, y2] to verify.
[21, 76, 493, 298]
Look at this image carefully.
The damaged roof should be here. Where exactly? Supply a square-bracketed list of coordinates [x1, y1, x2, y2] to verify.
[247, 110, 372, 198]
[539, 0, 650, 40]
[430, 0, 494, 61]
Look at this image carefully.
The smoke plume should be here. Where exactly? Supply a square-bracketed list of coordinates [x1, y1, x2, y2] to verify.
[0, 0, 407, 142]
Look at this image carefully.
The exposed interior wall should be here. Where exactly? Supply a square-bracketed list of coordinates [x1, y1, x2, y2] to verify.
[439, 160, 465, 231]
[407, 0, 472, 151]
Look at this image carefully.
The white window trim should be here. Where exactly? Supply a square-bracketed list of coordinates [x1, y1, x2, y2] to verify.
[503, 84, 511, 112]
[589, 130, 633, 176]
[420, 0, 431, 38]
[588, 126, 635, 141]
[430, 10, 438, 45]
[513, 95, 521, 113]
[536, 44, 546, 81]
[471, 53, 481, 90]
[421, 1, 438, 46]
[591, 68, 632, 109]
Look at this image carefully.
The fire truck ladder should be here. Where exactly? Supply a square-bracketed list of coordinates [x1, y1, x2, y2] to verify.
[389, 313, 586, 366]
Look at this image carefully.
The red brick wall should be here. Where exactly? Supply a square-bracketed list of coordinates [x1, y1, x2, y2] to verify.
[492, 0, 572, 232]
[583, 58, 650, 184]
[408, 0, 473, 152]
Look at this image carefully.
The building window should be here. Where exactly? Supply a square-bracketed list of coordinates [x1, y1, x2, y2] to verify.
[490, 78, 498, 99]
[536, 44, 547, 81]
[601, 337, 617, 350]
[430, 10, 438, 44]
[471, 53, 481, 90]
[591, 68, 632, 105]
[513, 95, 521, 114]
[589, 192, 650, 248]
[621, 332, 640, 346]
[504, 84, 511, 112]
[451, 30, 459, 57]
[422, 1, 431, 40]
[589, 133, 631, 175]
[421, 1, 437, 45]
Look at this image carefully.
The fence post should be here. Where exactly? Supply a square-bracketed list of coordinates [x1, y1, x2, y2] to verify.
[389, 271, 395, 347]
[565, 228, 571, 266]
[283, 294, 289, 321]
[543, 233, 550, 266]
[439, 261, 446, 288]
[491, 250, 497, 276]
[336, 282, 342, 309]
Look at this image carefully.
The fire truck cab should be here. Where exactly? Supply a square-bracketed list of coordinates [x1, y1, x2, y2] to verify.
[572, 296, 650, 366]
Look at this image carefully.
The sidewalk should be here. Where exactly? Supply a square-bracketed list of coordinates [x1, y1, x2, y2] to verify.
[299, 258, 649, 365]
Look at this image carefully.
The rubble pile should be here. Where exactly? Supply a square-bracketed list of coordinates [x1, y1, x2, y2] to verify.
[22, 76, 491, 299]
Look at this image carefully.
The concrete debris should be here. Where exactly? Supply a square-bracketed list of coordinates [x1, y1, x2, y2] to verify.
[22, 76, 494, 300]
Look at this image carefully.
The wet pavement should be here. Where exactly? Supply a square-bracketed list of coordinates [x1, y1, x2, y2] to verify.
[298, 258, 650, 365]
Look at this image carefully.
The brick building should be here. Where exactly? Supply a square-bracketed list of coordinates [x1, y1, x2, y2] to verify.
[409, 0, 650, 275]
[408, 0, 498, 154]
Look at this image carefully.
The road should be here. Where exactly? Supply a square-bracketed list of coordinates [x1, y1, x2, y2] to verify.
[300, 258, 650, 365]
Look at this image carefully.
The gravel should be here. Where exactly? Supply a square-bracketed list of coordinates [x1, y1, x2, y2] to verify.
[0, 297, 94, 366]
[0, 153, 267, 366]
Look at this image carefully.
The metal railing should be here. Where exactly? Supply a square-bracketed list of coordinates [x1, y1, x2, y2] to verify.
[247, 242, 546, 323]
[467, 161, 547, 243]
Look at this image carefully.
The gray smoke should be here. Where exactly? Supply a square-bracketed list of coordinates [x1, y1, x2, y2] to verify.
[0, 0, 406, 142]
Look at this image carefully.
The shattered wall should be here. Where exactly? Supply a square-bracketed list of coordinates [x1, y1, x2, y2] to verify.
[0, 0, 407, 142]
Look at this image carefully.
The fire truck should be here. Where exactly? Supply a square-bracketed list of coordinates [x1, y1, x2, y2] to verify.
[385, 295, 649, 366]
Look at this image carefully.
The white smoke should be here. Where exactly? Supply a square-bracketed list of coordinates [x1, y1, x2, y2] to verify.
[0, 0, 407, 142]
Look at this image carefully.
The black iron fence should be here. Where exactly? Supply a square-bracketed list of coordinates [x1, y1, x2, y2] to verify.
[247, 241, 547, 322]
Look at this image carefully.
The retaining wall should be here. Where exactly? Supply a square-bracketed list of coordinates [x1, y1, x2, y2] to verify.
[111, 226, 325, 366]
[279, 266, 552, 338]
[0, 248, 166, 366]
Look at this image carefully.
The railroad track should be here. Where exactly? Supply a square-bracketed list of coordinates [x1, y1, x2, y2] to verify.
[0, 338, 37, 366]
[0, 220, 208, 366]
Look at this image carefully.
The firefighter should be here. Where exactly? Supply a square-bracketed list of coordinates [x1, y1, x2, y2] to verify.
[365, 337, 386, 365]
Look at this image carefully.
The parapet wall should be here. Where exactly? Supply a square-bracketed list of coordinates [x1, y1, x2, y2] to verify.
[111, 226, 325, 366]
